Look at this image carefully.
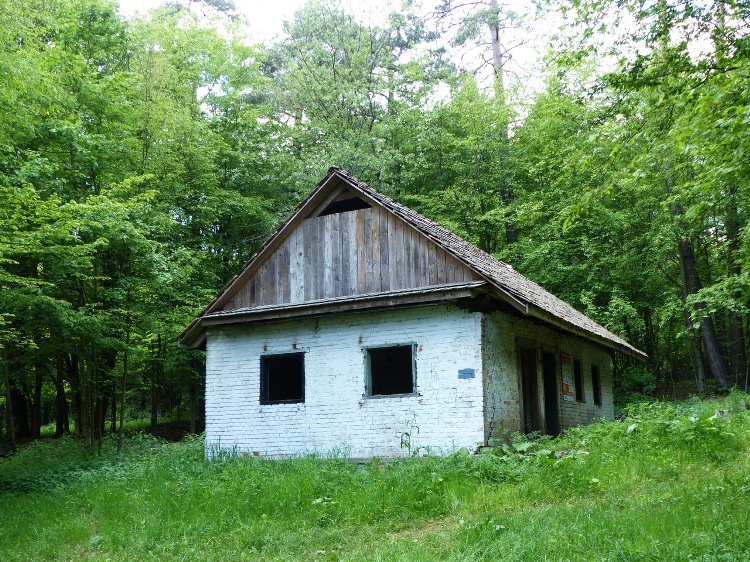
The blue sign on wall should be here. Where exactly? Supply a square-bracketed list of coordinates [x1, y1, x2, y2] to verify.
[458, 368, 475, 379]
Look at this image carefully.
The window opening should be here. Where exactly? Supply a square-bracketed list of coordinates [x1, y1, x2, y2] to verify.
[366, 345, 415, 396]
[574, 358, 584, 402]
[318, 197, 371, 217]
[592, 365, 602, 406]
[260, 352, 305, 404]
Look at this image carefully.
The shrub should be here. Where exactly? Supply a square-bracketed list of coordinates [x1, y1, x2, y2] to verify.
[615, 365, 658, 407]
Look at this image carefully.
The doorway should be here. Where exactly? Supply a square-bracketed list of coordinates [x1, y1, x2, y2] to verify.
[520, 347, 541, 434]
[542, 351, 560, 436]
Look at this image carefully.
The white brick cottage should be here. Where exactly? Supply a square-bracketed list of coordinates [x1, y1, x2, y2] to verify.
[179, 168, 645, 458]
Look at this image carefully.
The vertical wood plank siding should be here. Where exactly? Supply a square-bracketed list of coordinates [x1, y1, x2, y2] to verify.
[224, 207, 480, 310]
[379, 210, 390, 292]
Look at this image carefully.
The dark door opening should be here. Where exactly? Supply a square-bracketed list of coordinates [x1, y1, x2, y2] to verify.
[542, 351, 560, 436]
[520, 347, 541, 434]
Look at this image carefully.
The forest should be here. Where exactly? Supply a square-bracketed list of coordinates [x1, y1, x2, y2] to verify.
[1, 0, 749, 451]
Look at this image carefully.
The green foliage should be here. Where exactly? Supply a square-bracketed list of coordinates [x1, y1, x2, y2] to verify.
[0, 432, 166, 494]
[3, 0, 750, 453]
[1, 395, 749, 560]
[268, 0, 450, 185]
[387, 76, 514, 253]
[615, 365, 658, 406]
[0, 0, 298, 442]
[544, 0, 750, 391]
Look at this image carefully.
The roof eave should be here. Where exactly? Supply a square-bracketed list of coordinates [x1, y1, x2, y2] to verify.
[181, 281, 489, 344]
[177, 318, 207, 349]
[525, 304, 648, 361]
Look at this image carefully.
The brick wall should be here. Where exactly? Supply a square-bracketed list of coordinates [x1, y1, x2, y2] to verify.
[205, 304, 486, 458]
[482, 311, 614, 441]
[205, 303, 615, 458]
[481, 313, 522, 440]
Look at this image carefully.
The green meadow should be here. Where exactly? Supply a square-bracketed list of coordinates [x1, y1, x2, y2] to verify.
[2, 394, 749, 561]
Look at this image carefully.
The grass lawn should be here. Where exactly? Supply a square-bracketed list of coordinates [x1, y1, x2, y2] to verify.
[1, 394, 749, 561]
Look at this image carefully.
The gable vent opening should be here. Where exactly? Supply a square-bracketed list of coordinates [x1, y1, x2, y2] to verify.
[318, 197, 371, 217]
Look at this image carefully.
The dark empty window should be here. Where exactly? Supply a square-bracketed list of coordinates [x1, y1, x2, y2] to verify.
[574, 358, 584, 402]
[260, 353, 305, 404]
[592, 365, 602, 406]
[366, 345, 415, 396]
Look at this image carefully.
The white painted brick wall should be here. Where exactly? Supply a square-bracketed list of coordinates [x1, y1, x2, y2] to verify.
[205, 304, 486, 458]
[205, 303, 615, 458]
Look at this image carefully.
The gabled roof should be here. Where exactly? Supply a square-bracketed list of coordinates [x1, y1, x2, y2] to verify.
[178, 167, 646, 359]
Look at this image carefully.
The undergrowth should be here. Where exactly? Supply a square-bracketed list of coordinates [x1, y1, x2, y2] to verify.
[1, 393, 749, 561]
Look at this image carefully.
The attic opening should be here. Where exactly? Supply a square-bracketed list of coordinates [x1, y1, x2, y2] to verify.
[317, 196, 371, 217]
[366, 344, 416, 396]
[260, 352, 305, 404]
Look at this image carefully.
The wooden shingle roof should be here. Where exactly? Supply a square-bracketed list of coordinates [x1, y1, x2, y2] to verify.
[178, 167, 645, 359]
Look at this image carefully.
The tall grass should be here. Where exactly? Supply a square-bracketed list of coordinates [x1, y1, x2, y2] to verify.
[1, 393, 749, 561]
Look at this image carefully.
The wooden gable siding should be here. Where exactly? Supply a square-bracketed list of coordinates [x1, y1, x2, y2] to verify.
[223, 206, 480, 311]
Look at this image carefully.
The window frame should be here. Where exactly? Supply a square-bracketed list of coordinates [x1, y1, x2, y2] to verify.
[259, 351, 306, 405]
[364, 343, 417, 398]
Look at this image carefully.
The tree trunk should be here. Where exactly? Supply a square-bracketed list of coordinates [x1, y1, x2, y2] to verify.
[117, 313, 130, 455]
[684, 307, 707, 394]
[55, 354, 69, 436]
[110, 377, 117, 433]
[150, 336, 160, 432]
[98, 394, 107, 443]
[88, 351, 105, 452]
[676, 237, 732, 389]
[69, 352, 92, 450]
[3, 352, 16, 451]
[87, 356, 95, 450]
[729, 311, 746, 390]
[665, 159, 731, 390]
[67, 353, 82, 447]
[150, 347, 155, 430]
[489, 0, 505, 105]
[10, 383, 31, 439]
[487, 0, 517, 248]
[726, 193, 746, 389]
[32, 360, 43, 439]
